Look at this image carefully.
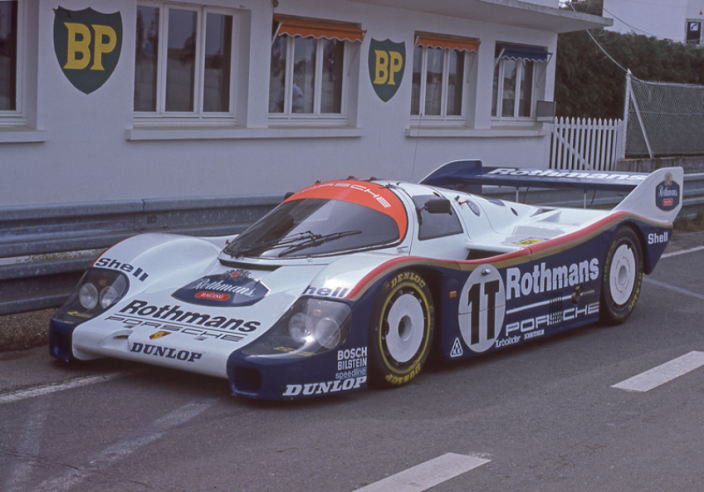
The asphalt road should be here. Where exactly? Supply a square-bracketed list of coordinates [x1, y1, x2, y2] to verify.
[1, 245, 703, 492]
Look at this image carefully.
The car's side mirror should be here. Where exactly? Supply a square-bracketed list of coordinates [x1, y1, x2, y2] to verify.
[424, 198, 452, 214]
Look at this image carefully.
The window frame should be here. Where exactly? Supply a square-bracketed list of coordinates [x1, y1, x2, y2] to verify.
[268, 33, 351, 125]
[0, 0, 24, 126]
[491, 42, 552, 123]
[491, 56, 540, 122]
[412, 195, 464, 241]
[410, 43, 469, 123]
[133, 2, 238, 124]
[686, 20, 702, 44]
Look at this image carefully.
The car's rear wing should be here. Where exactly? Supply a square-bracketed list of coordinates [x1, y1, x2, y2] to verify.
[421, 160, 684, 223]
[420, 159, 650, 192]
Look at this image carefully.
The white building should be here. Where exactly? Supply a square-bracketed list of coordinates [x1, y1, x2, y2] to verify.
[604, 0, 704, 44]
[0, 0, 609, 207]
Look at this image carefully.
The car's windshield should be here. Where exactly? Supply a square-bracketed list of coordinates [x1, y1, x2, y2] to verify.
[223, 198, 403, 259]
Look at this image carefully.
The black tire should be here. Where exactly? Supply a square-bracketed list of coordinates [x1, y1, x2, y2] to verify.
[600, 227, 643, 325]
[368, 270, 435, 387]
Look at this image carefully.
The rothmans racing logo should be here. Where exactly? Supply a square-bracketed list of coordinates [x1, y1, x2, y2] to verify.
[116, 300, 260, 332]
[506, 259, 599, 300]
[487, 168, 647, 183]
[655, 173, 680, 211]
[172, 269, 269, 307]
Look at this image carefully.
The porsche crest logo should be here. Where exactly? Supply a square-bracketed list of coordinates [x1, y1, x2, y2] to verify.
[368, 39, 405, 102]
[53, 7, 123, 94]
[150, 331, 171, 340]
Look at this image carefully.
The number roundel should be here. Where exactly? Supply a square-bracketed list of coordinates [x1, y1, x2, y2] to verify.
[458, 265, 506, 353]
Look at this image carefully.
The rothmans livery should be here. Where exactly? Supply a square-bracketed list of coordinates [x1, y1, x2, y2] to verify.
[49, 160, 683, 400]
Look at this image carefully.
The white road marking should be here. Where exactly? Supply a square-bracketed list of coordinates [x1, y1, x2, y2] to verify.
[33, 397, 218, 492]
[662, 245, 704, 258]
[612, 351, 704, 392]
[5, 397, 52, 492]
[0, 371, 137, 405]
[354, 453, 491, 492]
[643, 278, 704, 301]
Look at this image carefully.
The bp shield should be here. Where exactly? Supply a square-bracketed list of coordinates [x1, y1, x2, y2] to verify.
[54, 7, 123, 94]
[368, 39, 405, 102]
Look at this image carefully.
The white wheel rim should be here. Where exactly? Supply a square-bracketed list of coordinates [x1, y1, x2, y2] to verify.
[385, 293, 425, 363]
[609, 244, 636, 306]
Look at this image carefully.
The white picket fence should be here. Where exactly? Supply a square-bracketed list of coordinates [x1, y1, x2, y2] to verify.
[550, 117, 624, 171]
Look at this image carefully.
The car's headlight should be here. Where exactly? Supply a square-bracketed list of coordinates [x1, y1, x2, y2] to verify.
[55, 268, 129, 322]
[288, 312, 314, 344]
[314, 316, 344, 349]
[99, 283, 124, 309]
[242, 298, 351, 357]
[79, 283, 99, 310]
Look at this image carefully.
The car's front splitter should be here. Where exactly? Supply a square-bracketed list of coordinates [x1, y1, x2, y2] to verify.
[227, 342, 370, 400]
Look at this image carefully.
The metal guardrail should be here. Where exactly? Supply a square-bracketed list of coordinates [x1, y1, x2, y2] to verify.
[0, 194, 284, 315]
[1, 174, 702, 317]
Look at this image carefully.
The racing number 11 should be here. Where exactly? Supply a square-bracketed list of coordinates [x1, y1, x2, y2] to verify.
[467, 280, 500, 345]
[458, 265, 506, 353]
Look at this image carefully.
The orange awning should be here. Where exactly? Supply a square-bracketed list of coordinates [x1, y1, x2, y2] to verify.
[415, 35, 480, 53]
[274, 16, 365, 43]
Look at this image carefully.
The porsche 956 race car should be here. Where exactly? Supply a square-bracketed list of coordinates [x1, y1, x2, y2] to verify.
[49, 160, 684, 400]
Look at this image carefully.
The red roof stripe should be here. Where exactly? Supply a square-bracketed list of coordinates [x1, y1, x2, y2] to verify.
[286, 180, 408, 240]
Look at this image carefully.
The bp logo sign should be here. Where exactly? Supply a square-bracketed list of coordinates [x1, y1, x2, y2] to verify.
[54, 7, 122, 94]
[368, 39, 405, 102]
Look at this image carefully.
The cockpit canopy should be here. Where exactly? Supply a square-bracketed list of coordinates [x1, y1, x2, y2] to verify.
[223, 181, 408, 259]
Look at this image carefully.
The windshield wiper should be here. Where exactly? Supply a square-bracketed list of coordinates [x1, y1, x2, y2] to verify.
[228, 231, 319, 258]
[278, 230, 362, 256]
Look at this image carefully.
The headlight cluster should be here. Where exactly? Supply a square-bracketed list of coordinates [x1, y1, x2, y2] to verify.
[78, 278, 125, 310]
[243, 298, 351, 357]
[57, 268, 129, 321]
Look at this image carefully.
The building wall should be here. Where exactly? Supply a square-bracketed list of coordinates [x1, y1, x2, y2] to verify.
[1, 0, 562, 207]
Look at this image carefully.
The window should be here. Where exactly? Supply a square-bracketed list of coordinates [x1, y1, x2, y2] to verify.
[412, 196, 463, 240]
[411, 35, 478, 121]
[134, 3, 235, 118]
[269, 17, 363, 122]
[492, 43, 549, 120]
[687, 21, 701, 44]
[0, 0, 17, 112]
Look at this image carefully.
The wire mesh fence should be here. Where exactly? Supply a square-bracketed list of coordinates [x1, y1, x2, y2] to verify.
[625, 73, 704, 157]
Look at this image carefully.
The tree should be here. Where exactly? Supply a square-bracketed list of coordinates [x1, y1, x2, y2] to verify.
[555, 29, 704, 119]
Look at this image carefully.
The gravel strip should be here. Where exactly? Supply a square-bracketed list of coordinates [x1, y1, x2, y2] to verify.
[0, 308, 55, 353]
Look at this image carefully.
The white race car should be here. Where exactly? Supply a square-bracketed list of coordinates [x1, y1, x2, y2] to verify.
[49, 160, 683, 399]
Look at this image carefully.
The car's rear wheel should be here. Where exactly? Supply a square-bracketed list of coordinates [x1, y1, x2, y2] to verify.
[368, 270, 434, 387]
[600, 227, 643, 325]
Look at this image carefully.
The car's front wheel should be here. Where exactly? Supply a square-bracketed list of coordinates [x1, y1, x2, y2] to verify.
[368, 270, 434, 387]
[600, 227, 643, 325]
